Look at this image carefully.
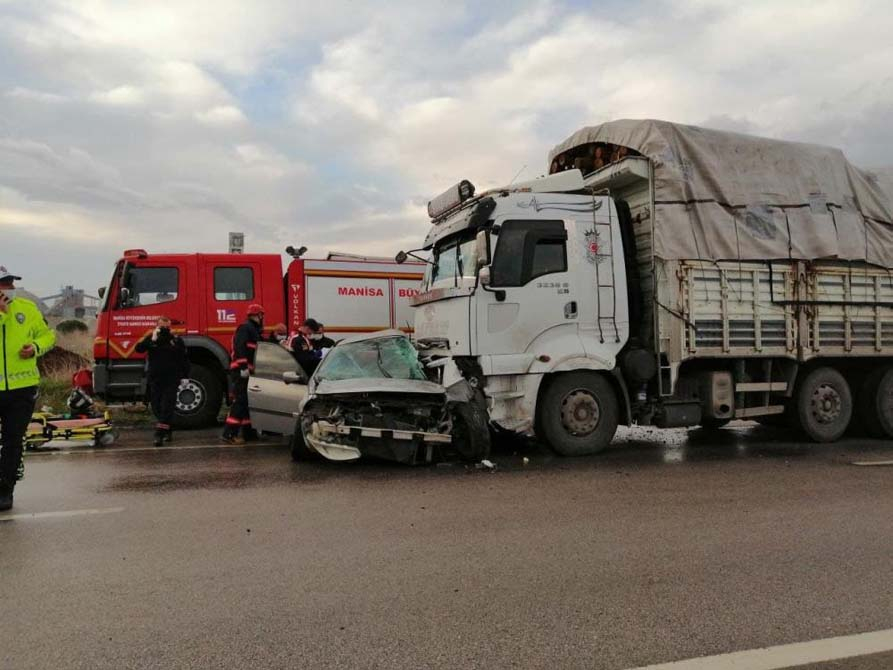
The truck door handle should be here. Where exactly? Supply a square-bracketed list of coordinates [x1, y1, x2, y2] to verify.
[564, 301, 578, 319]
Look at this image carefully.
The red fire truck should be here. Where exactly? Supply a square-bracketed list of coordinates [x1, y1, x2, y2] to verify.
[93, 249, 424, 427]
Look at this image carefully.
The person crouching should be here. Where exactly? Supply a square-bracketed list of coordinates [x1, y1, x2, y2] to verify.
[136, 316, 189, 447]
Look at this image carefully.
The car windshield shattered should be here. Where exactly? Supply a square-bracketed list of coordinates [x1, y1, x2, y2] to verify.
[315, 335, 427, 381]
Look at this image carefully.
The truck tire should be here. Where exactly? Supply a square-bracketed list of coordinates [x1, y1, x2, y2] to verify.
[538, 372, 619, 456]
[858, 367, 893, 439]
[451, 401, 491, 462]
[795, 367, 852, 443]
[173, 364, 223, 429]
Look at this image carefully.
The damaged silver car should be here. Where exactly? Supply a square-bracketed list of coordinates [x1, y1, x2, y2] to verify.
[294, 330, 490, 465]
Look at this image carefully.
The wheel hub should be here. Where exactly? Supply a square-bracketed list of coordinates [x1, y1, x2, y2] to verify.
[810, 383, 841, 424]
[560, 389, 601, 436]
[177, 379, 205, 413]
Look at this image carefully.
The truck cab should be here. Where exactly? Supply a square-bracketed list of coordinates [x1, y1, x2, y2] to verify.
[94, 250, 286, 428]
[411, 172, 633, 454]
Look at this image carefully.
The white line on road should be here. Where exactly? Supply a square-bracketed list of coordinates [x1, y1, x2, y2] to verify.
[627, 628, 893, 669]
[851, 460, 893, 466]
[25, 442, 282, 456]
[0, 507, 125, 522]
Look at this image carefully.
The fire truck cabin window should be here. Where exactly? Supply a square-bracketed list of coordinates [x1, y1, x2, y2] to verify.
[215, 267, 254, 301]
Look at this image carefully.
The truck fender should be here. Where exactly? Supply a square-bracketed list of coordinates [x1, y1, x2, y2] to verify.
[547, 355, 614, 373]
[181, 336, 229, 369]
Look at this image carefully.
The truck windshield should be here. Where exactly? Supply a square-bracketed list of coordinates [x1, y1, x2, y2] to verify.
[430, 232, 478, 285]
[316, 336, 427, 381]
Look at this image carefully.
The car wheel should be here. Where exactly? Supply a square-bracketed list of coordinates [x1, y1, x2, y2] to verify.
[451, 401, 491, 462]
[795, 367, 852, 443]
[291, 420, 317, 461]
[538, 372, 619, 456]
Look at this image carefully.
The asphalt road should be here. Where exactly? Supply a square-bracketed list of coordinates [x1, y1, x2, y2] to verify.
[2, 423, 892, 670]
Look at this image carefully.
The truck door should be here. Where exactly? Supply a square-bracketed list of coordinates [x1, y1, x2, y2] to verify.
[205, 260, 264, 345]
[113, 261, 189, 362]
[475, 218, 583, 357]
[247, 342, 308, 435]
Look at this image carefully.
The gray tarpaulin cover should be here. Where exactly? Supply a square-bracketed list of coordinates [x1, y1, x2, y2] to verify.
[549, 120, 893, 267]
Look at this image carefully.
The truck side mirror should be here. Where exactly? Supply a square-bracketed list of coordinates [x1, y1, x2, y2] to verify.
[97, 286, 106, 299]
[395, 250, 408, 264]
[479, 265, 492, 286]
[474, 230, 489, 270]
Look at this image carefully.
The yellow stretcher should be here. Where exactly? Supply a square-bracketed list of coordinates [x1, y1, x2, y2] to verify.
[24, 411, 119, 450]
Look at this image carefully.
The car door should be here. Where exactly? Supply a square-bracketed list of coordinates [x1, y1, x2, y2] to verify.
[247, 342, 309, 435]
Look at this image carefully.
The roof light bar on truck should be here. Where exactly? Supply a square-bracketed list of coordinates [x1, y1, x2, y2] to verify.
[427, 180, 475, 220]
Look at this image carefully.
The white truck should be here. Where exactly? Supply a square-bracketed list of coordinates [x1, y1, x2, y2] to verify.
[400, 119, 893, 455]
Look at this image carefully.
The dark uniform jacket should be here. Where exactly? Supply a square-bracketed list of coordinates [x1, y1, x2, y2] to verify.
[230, 320, 263, 373]
[136, 332, 189, 383]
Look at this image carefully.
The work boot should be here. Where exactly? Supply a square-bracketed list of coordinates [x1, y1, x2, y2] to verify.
[0, 481, 14, 512]
[153, 428, 165, 447]
[221, 432, 245, 445]
[165, 428, 173, 444]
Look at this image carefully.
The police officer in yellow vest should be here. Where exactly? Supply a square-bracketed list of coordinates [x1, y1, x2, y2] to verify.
[0, 266, 55, 511]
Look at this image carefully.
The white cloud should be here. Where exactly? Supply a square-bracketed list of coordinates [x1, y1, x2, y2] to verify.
[195, 105, 247, 127]
[90, 84, 144, 106]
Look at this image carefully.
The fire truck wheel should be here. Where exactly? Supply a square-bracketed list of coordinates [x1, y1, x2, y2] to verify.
[174, 364, 223, 429]
[539, 372, 618, 456]
[451, 401, 491, 462]
[795, 367, 852, 443]
[858, 367, 893, 439]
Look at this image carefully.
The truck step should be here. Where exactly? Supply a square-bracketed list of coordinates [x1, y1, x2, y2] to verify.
[735, 405, 786, 418]
[735, 382, 788, 392]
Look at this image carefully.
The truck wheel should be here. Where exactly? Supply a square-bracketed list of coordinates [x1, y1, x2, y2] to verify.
[538, 373, 619, 456]
[795, 367, 852, 443]
[173, 364, 223, 429]
[858, 367, 893, 439]
[451, 402, 491, 462]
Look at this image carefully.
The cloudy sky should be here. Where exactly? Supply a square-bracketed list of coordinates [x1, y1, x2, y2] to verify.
[2, 0, 892, 296]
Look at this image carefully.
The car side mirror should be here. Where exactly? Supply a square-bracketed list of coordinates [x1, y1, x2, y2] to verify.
[282, 371, 306, 385]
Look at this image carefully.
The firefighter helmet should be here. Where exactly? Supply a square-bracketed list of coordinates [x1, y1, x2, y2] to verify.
[247, 303, 265, 316]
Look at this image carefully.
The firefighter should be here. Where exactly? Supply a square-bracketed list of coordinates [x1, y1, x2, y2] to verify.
[222, 303, 264, 444]
[0, 265, 56, 511]
[289, 318, 325, 376]
[135, 316, 189, 446]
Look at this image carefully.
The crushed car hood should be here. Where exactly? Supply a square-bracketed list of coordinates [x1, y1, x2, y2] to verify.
[313, 378, 446, 396]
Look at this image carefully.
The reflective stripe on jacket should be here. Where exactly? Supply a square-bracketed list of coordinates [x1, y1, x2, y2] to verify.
[0, 297, 56, 391]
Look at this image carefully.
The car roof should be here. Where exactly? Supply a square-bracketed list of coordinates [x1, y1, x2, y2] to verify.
[335, 329, 409, 345]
